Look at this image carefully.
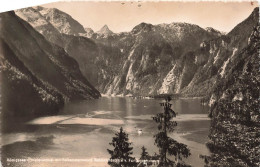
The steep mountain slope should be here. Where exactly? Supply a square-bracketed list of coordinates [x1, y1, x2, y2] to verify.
[97, 8, 258, 96]
[91, 22, 220, 95]
[181, 7, 259, 97]
[204, 24, 260, 167]
[15, 6, 220, 96]
[1, 39, 64, 117]
[94, 20, 249, 96]
[0, 11, 100, 101]
[63, 35, 123, 89]
[227, 7, 259, 49]
[16, 6, 259, 97]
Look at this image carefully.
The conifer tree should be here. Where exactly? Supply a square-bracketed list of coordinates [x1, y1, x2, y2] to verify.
[107, 127, 137, 167]
[140, 146, 150, 160]
[139, 146, 152, 167]
[152, 97, 191, 167]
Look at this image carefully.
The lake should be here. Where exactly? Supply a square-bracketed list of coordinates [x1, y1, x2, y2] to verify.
[1, 97, 210, 167]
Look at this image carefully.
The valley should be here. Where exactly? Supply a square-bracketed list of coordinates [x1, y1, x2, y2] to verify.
[0, 4, 259, 167]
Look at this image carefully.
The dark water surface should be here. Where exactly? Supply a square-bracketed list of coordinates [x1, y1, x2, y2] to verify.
[1, 97, 210, 167]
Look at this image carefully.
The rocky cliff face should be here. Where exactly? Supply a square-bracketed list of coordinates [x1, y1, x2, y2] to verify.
[204, 23, 260, 167]
[96, 8, 258, 96]
[16, 6, 259, 97]
[91, 21, 221, 95]
[0, 11, 100, 116]
[181, 7, 259, 97]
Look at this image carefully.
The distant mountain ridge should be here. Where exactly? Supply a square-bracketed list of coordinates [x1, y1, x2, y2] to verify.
[15, 6, 259, 98]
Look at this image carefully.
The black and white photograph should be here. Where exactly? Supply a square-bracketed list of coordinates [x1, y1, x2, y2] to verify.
[0, 0, 259, 167]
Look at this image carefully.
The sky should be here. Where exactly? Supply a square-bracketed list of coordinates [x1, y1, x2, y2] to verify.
[42, 1, 258, 33]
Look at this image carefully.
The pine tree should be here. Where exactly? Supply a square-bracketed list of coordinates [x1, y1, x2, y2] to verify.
[152, 97, 191, 167]
[107, 127, 137, 167]
[140, 146, 150, 160]
[139, 146, 152, 167]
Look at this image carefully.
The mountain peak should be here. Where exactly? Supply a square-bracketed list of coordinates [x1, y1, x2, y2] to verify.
[102, 24, 109, 29]
[97, 25, 113, 35]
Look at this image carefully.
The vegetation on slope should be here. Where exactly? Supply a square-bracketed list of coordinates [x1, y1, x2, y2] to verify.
[204, 24, 260, 167]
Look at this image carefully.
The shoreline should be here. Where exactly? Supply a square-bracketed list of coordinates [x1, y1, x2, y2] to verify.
[101, 94, 205, 99]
